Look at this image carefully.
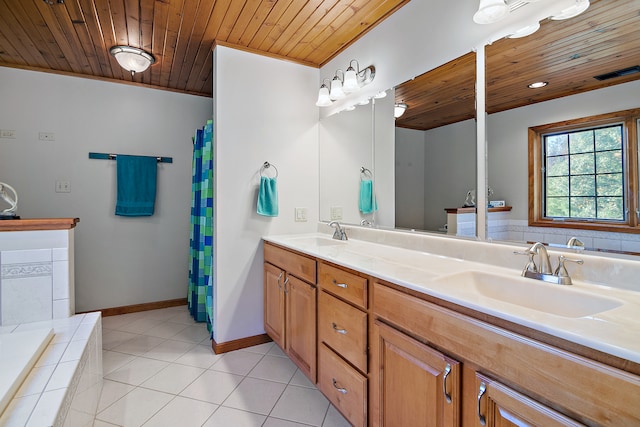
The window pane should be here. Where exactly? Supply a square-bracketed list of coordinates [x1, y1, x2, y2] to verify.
[547, 155, 568, 176]
[597, 173, 623, 196]
[570, 197, 596, 218]
[546, 176, 568, 197]
[596, 151, 623, 173]
[597, 197, 624, 220]
[570, 153, 595, 175]
[571, 176, 595, 196]
[546, 198, 568, 217]
[569, 130, 594, 154]
[546, 134, 568, 156]
[595, 126, 622, 151]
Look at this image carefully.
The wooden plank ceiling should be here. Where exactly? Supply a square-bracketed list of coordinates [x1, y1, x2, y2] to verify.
[0, 0, 409, 97]
[395, 0, 640, 131]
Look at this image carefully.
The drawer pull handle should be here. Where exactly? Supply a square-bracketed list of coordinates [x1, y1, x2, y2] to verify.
[477, 382, 487, 426]
[283, 277, 290, 294]
[332, 378, 348, 394]
[442, 363, 452, 404]
[332, 323, 348, 334]
[277, 272, 283, 290]
[332, 280, 348, 289]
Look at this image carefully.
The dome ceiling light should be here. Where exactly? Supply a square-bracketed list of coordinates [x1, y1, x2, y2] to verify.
[110, 46, 156, 76]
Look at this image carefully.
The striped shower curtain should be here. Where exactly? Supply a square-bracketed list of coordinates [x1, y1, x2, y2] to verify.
[188, 119, 214, 334]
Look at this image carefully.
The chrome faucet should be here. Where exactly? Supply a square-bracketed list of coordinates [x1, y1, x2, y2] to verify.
[528, 242, 553, 274]
[515, 242, 583, 285]
[360, 219, 374, 227]
[328, 221, 348, 241]
[567, 237, 584, 248]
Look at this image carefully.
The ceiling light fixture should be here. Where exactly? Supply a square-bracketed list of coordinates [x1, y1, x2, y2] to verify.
[110, 46, 156, 76]
[315, 59, 376, 107]
[474, 0, 590, 37]
[508, 22, 541, 38]
[473, 0, 509, 24]
[374, 91, 387, 99]
[550, 0, 590, 20]
[528, 81, 548, 88]
[394, 102, 408, 118]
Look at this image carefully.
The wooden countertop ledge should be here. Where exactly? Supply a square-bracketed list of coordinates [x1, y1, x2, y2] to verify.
[0, 218, 80, 232]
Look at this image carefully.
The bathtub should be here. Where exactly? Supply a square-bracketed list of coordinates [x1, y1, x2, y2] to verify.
[0, 313, 102, 427]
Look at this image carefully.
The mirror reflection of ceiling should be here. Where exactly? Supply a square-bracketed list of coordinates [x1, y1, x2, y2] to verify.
[0, 0, 409, 96]
[395, 0, 640, 131]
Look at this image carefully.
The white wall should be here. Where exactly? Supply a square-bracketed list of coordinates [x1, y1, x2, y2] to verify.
[213, 46, 319, 344]
[0, 66, 212, 312]
[373, 93, 396, 228]
[395, 128, 426, 230]
[395, 119, 476, 232]
[319, 103, 373, 224]
[424, 119, 477, 231]
[488, 80, 640, 221]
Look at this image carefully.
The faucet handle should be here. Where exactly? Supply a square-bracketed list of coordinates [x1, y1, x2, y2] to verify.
[554, 255, 584, 279]
[514, 250, 537, 274]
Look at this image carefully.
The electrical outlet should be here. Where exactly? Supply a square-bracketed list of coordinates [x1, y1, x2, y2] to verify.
[295, 207, 308, 222]
[39, 132, 55, 141]
[0, 129, 16, 139]
[330, 206, 343, 221]
[55, 180, 71, 193]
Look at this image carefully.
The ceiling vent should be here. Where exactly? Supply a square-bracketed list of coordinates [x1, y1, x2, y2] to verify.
[594, 66, 640, 81]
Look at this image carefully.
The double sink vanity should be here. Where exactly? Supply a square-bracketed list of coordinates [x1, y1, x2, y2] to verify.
[263, 228, 640, 426]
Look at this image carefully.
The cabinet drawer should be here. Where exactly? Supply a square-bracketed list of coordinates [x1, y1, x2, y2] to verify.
[318, 291, 368, 372]
[318, 262, 368, 309]
[264, 243, 316, 283]
[318, 343, 367, 427]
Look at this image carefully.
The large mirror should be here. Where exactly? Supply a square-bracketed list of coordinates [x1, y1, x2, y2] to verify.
[319, 101, 375, 226]
[319, 52, 478, 236]
[394, 52, 477, 235]
[486, 0, 640, 255]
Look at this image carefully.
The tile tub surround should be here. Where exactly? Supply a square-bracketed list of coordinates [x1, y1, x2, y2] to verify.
[0, 312, 102, 427]
[0, 224, 76, 325]
[0, 328, 53, 416]
[265, 229, 640, 364]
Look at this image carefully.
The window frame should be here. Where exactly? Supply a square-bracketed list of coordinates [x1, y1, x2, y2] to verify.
[528, 108, 640, 233]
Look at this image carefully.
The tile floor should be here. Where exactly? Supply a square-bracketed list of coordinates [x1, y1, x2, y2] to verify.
[97, 306, 351, 427]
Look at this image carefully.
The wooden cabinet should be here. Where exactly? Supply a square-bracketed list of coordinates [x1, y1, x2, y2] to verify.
[475, 373, 584, 427]
[264, 240, 640, 427]
[264, 243, 317, 381]
[372, 281, 640, 426]
[316, 261, 369, 427]
[370, 320, 461, 427]
[318, 343, 368, 427]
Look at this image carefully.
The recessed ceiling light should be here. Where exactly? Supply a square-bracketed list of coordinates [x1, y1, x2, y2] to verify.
[528, 81, 548, 89]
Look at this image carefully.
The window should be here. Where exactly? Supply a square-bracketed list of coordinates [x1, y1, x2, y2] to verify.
[529, 108, 640, 233]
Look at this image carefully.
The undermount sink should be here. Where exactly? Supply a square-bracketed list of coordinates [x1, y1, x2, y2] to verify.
[285, 236, 347, 247]
[432, 271, 622, 318]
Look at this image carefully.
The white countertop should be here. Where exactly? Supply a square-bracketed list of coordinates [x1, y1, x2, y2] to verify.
[264, 233, 640, 364]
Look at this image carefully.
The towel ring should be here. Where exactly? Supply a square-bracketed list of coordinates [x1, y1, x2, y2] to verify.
[360, 167, 372, 179]
[261, 162, 278, 178]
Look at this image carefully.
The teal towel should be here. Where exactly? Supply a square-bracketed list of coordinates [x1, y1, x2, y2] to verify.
[115, 155, 157, 217]
[257, 176, 278, 217]
[359, 179, 377, 214]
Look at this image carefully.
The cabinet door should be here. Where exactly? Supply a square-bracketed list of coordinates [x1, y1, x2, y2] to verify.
[286, 275, 317, 382]
[264, 262, 285, 350]
[475, 374, 585, 427]
[371, 320, 460, 427]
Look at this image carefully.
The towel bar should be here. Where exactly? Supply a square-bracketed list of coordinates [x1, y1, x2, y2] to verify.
[88, 152, 173, 164]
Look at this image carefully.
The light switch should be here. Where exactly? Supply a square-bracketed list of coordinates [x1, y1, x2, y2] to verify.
[0, 129, 16, 139]
[295, 207, 308, 222]
[55, 180, 70, 193]
[330, 206, 343, 221]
